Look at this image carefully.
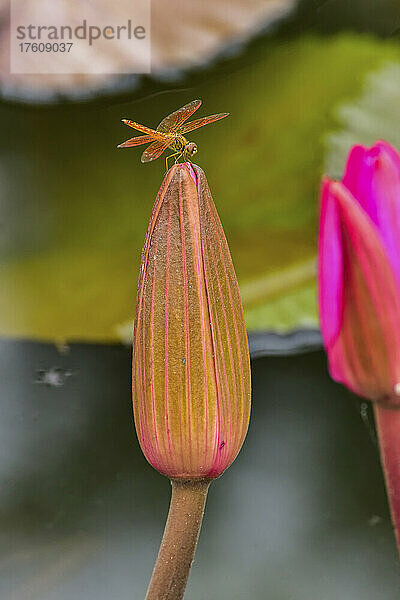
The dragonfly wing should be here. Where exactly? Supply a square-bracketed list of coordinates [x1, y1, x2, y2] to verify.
[141, 138, 171, 163]
[156, 100, 202, 133]
[179, 113, 229, 134]
[122, 119, 166, 141]
[117, 134, 154, 148]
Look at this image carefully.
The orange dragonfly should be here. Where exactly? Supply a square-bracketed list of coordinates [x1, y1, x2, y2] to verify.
[117, 99, 229, 170]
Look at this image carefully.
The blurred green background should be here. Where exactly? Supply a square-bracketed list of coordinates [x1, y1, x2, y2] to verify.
[2, 0, 400, 597]
[2, 0, 400, 342]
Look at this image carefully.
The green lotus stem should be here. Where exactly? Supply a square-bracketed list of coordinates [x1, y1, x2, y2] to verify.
[145, 479, 210, 600]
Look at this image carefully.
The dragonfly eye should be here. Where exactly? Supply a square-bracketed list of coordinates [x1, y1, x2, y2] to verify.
[186, 142, 198, 156]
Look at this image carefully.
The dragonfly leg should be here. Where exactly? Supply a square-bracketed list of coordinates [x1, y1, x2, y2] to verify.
[175, 151, 183, 163]
[165, 152, 180, 172]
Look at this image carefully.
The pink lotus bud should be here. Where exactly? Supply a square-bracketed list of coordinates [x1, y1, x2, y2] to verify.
[318, 140, 400, 557]
[132, 163, 251, 480]
[318, 141, 400, 406]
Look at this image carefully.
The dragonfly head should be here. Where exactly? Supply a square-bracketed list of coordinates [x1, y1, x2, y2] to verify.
[185, 142, 198, 157]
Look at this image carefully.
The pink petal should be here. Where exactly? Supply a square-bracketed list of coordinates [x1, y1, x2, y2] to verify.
[326, 182, 400, 402]
[318, 178, 344, 349]
[343, 141, 400, 283]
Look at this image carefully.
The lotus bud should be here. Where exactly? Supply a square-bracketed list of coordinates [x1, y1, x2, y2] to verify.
[132, 163, 251, 480]
[318, 140, 400, 558]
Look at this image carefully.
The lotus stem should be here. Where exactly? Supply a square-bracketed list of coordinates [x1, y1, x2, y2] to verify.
[145, 479, 211, 600]
[374, 403, 400, 558]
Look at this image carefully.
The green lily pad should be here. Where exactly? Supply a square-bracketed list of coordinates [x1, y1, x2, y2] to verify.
[0, 35, 399, 342]
[325, 61, 400, 177]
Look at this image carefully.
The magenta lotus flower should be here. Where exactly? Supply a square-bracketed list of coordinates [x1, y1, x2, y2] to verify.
[318, 140, 400, 557]
[319, 141, 400, 403]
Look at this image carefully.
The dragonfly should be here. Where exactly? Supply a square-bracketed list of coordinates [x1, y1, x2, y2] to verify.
[117, 99, 229, 171]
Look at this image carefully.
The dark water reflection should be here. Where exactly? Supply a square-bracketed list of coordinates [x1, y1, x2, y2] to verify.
[0, 340, 399, 599]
